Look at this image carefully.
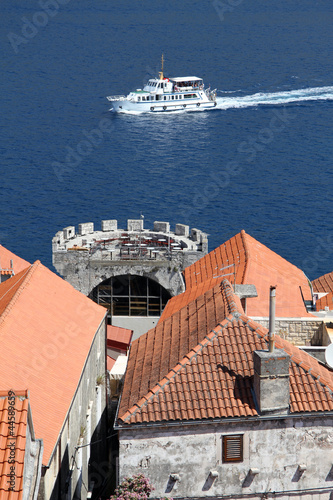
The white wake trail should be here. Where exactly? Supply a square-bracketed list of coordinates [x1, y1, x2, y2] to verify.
[216, 86, 333, 110]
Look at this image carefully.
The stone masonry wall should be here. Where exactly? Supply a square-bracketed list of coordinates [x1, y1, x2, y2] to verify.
[119, 417, 333, 499]
[251, 317, 324, 346]
[52, 219, 208, 299]
[53, 251, 186, 297]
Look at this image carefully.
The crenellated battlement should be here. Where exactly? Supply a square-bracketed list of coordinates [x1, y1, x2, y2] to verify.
[52, 218, 208, 301]
[52, 218, 208, 256]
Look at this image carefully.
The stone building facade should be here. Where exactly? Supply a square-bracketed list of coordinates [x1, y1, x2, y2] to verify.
[118, 416, 333, 499]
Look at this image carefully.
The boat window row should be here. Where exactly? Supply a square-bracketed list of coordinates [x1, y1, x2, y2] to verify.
[148, 81, 168, 89]
[173, 80, 203, 88]
[138, 93, 199, 102]
[147, 80, 203, 89]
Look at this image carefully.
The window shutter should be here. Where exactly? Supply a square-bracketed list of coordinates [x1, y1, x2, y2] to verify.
[223, 435, 243, 462]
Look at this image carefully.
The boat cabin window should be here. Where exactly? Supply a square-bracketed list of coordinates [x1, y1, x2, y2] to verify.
[171, 79, 203, 88]
[138, 97, 141, 101]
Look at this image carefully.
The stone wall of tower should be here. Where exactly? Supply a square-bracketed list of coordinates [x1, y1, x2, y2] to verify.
[52, 218, 208, 298]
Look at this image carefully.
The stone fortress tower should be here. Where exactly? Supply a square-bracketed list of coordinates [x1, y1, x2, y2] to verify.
[52, 218, 208, 337]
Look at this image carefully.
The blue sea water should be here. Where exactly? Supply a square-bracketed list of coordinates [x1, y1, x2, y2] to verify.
[1, 0, 333, 280]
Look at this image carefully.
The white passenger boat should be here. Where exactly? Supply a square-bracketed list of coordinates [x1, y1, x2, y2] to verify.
[107, 56, 217, 113]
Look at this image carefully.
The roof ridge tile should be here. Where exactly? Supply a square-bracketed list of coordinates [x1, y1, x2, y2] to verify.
[0, 262, 40, 327]
[240, 230, 250, 283]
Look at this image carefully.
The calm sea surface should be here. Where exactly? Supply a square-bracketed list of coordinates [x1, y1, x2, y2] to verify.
[1, 0, 333, 280]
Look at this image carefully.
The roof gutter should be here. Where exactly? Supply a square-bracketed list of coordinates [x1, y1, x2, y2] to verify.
[114, 410, 333, 431]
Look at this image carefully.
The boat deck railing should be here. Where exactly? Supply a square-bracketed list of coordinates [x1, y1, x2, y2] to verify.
[106, 95, 126, 101]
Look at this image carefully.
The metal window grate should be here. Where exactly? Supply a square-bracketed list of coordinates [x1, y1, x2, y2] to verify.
[222, 435, 243, 462]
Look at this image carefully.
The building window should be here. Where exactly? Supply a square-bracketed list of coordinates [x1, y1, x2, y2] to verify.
[222, 435, 243, 463]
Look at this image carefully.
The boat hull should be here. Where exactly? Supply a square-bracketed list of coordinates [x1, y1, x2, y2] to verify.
[109, 98, 217, 113]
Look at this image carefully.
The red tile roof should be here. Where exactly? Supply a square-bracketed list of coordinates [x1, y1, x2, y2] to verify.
[119, 281, 242, 417]
[118, 280, 333, 425]
[0, 390, 29, 499]
[107, 356, 116, 371]
[107, 325, 133, 351]
[315, 293, 333, 312]
[0, 261, 106, 466]
[312, 271, 333, 294]
[0, 246, 30, 277]
[161, 230, 312, 321]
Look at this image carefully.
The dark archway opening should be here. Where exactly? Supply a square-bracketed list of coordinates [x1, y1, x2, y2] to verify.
[90, 275, 171, 323]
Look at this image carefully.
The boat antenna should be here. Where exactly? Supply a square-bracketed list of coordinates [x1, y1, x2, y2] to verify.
[159, 54, 164, 80]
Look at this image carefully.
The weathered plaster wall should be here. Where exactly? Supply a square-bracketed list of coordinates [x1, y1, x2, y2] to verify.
[251, 317, 323, 346]
[118, 418, 333, 499]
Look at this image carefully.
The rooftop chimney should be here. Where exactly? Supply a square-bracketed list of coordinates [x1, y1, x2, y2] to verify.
[253, 286, 290, 414]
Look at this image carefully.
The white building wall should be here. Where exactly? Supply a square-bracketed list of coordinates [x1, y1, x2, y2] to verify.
[111, 316, 160, 340]
[118, 417, 333, 499]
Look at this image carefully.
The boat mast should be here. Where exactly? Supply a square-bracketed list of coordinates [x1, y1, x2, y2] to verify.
[158, 54, 164, 80]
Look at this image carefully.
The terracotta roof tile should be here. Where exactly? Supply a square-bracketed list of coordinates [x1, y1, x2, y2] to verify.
[107, 355, 116, 371]
[118, 279, 333, 426]
[312, 271, 333, 294]
[315, 292, 333, 311]
[161, 231, 312, 322]
[107, 325, 132, 351]
[0, 391, 30, 500]
[0, 261, 106, 466]
[0, 246, 30, 277]
[120, 280, 232, 416]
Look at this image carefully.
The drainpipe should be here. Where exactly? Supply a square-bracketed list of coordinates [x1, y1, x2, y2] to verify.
[268, 286, 276, 352]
